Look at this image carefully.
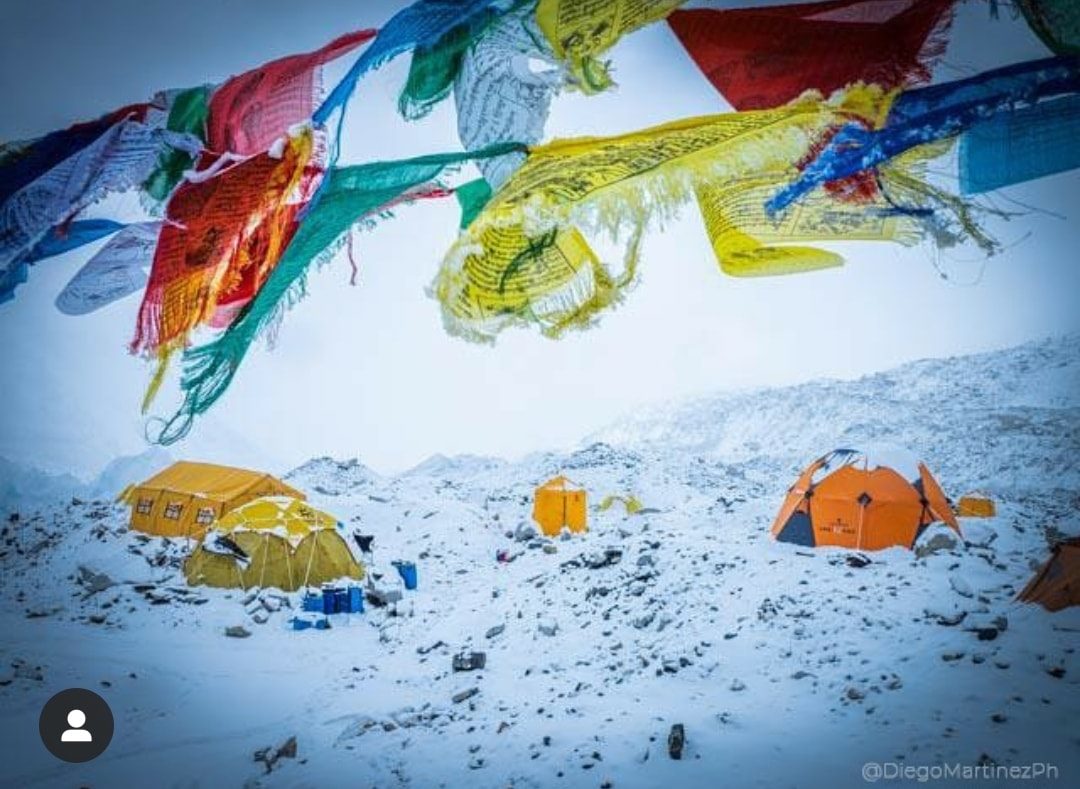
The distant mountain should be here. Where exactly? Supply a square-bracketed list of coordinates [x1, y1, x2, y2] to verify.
[90, 446, 175, 500]
[587, 333, 1080, 494]
[0, 457, 87, 513]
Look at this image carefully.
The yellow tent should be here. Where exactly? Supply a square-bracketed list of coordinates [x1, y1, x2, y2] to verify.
[598, 494, 643, 515]
[533, 476, 587, 537]
[184, 496, 363, 591]
[122, 461, 304, 539]
[957, 493, 996, 518]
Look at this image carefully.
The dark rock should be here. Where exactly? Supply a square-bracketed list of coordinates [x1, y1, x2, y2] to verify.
[225, 626, 251, 638]
[667, 724, 685, 760]
[453, 652, 487, 672]
[453, 687, 480, 704]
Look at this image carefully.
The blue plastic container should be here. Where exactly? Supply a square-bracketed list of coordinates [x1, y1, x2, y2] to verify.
[314, 617, 331, 630]
[348, 585, 364, 613]
[302, 592, 322, 612]
[335, 588, 349, 613]
[395, 561, 418, 590]
[322, 586, 340, 614]
[291, 616, 313, 631]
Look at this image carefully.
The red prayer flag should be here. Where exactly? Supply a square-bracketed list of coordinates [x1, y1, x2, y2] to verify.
[131, 133, 323, 354]
[669, 0, 956, 111]
[206, 29, 376, 157]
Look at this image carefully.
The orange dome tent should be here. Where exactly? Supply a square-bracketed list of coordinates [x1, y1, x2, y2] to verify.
[533, 476, 587, 537]
[1017, 538, 1080, 612]
[771, 448, 959, 551]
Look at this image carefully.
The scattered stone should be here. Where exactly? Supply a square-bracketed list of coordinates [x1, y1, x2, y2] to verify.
[791, 670, 814, 680]
[77, 565, 115, 595]
[453, 652, 487, 672]
[632, 613, 655, 630]
[10, 659, 44, 682]
[1046, 666, 1066, 679]
[254, 735, 297, 773]
[729, 679, 746, 692]
[251, 610, 270, 625]
[417, 640, 447, 655]
[925, 606, 967, 626]
[963, 522, 997, 548]
[225, 625, 251, 638]
[667, 724, 685, 760]
[846, 554, 871, 568]
[543, 543, 558, 555]
[485, 624, 505, 639]
[538, 619, 559, 637]
[583, 549, 623, 569]
[990, 713, 1007, 724]
[941, 651, 965, 662]
[453, 687, 480, 704]
[949, 575, 974, 599]
[915, 525, 959, 557]
[515, 523, 538, 542]
[845, 686, 865, 701]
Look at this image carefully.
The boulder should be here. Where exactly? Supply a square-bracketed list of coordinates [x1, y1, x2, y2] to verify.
[515, 523, 538, 542]
[915, 525, 960, 558]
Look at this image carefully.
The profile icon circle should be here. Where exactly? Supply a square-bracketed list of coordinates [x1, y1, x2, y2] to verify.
[39, 688, 113, 762]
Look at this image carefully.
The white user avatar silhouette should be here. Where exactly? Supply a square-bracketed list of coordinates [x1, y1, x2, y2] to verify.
[61, 709, 92, 742]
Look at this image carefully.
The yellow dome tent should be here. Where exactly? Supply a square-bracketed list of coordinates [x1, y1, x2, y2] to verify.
[184, 496, 363, 591]
[598, 494, 644, 515]
[533, 476, 587, 537]
[122, 461, 305, 539]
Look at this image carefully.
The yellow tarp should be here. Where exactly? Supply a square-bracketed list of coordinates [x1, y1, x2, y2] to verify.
[123, 461, 305, 539]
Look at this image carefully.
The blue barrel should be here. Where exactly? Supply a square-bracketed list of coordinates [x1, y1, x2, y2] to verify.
[335, 588, 349, 613]
[322, 586, 338, 614]
[302, 592, 322, 612]
[396, 561, 418, 591]
[348, 585, 364, 613]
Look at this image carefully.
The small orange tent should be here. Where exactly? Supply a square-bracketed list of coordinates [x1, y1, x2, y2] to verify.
[533, 476, 587, 537]
[122, 461, 304, 539]
[1017, 538, 1080, 612]
[771, 448, 959, 551]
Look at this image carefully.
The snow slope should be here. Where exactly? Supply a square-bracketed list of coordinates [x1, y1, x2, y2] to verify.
[0, 334, 1077, 788]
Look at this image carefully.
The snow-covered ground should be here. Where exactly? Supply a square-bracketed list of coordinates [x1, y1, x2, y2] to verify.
[1, 334, 1078, 788]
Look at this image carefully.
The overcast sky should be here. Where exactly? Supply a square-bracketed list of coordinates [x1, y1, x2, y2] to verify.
[0, 0, 1077, 479]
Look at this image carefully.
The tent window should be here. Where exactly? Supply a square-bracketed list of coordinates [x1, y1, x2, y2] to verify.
[195, 507, 216, 525]
[136, 498, 153, 515]
[164, 502, 183, 520]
